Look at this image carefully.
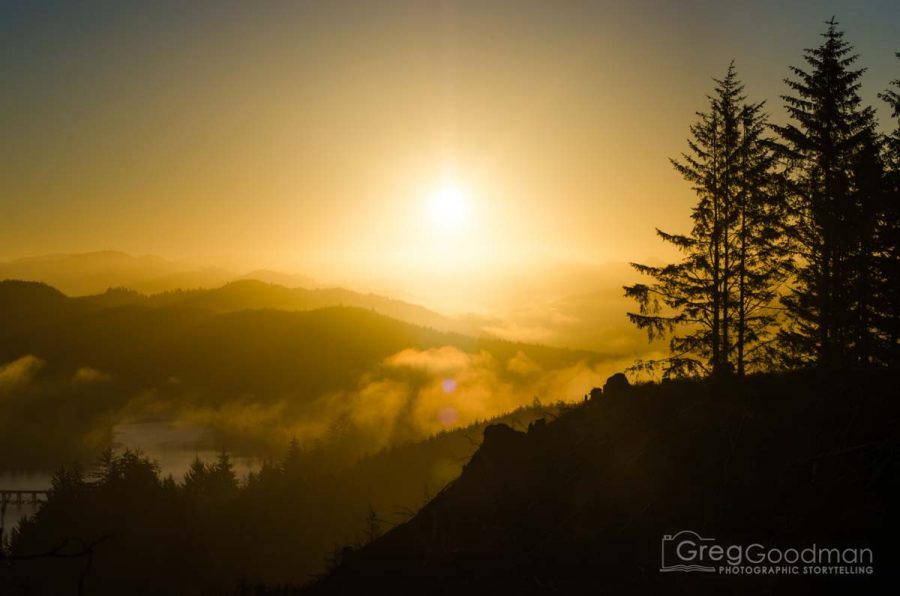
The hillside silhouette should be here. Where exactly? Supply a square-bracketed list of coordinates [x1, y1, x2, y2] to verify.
[304, 370, 899, 595]
[5, 370, 895, 595]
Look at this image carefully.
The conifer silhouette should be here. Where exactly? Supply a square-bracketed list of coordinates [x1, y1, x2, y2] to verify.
[773, 18, 884, 368]
[625, 63, 787, 377]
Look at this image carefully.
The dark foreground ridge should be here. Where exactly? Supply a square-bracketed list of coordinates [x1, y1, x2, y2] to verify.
[304, 370, 899, 595]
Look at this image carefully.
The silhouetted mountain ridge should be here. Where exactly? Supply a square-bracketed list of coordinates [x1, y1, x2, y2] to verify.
[306, 370, 899, 595]
[76, 278, 474, 335]
[0, 280, 94, 325]
[0, 281, 594, 388]
[0, 280, 605, 468]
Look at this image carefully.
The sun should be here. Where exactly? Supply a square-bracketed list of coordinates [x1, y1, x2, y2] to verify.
[427, 185, 470, 231]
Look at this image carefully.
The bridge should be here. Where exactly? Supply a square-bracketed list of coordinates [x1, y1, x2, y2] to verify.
[1, 490, 48, 508]
[0, 490, 49, 541]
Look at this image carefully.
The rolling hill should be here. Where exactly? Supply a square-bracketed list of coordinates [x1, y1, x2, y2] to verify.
[79, 279, 477, 335]
[0, 280, 605, 469]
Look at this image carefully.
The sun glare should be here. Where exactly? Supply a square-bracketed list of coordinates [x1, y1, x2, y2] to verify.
[428, 185, 470, 231]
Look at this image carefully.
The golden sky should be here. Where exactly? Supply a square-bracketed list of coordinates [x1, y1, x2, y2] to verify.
[1, 1, 897, 311]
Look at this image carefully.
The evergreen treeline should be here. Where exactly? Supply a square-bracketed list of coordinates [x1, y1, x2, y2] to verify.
[627, 19, 900, 378]
[3, 448, 336, 595]
[0, 445, 405, 595]
[0, 403, 563, 595]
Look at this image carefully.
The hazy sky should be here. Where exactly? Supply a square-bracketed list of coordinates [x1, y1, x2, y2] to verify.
[1, 1, 898, 305]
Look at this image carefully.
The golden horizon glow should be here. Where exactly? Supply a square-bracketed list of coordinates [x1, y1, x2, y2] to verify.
[2, 3, 897, 318]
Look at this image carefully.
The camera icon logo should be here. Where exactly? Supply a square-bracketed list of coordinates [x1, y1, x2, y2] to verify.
[660, 530, 717, 572]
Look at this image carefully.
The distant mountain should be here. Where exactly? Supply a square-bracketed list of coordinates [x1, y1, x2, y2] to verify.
[0, 280, 98, 333]
[79, 279, 477, 336]
[306, 371, 900, 594]
[1, 280, 592, 397]
[237, 269, 319, 288]
[0, 280, 602, 468]
[3, 284, 422, 394]
[0, 251, 480, 336]
[0, 279, 72, 316]
[0, 251, 658, 355]
[0, 251, 235, 295]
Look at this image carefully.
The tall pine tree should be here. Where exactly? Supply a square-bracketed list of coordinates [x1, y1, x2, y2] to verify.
[774, 19, 881, 368]
[626, 64, 787, 378]
[732, 93, 792, 375]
